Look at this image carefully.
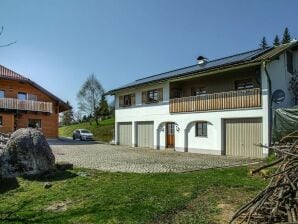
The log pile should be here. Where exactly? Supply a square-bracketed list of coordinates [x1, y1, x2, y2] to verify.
[230, 138, 298, 223]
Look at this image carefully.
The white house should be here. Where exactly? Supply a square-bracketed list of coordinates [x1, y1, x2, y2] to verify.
[107, 42, 298, 158]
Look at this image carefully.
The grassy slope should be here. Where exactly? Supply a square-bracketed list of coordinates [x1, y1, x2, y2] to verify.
[59, 118, 115, 142]
[0, 167, 266, 224]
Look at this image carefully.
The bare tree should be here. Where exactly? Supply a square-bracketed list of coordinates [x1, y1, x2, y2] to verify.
[0, 26, 16, 47]
[77, 74, 104, 125]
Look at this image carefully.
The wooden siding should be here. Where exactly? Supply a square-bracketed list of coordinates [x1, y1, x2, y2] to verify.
[0, 79, 61, 138]
[0, 113, 14, 133]
[170, 88, 261, 113]
[0, 98, 52, 113]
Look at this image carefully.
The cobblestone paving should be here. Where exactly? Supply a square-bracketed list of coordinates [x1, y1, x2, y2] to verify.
[49, 139, 259, 173]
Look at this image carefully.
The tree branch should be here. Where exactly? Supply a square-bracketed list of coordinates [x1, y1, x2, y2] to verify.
[0, 41, 17, 48]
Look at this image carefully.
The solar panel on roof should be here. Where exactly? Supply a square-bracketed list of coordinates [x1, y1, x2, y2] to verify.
[108, 47, 273, 93]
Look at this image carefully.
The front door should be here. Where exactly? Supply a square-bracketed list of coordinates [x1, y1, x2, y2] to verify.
[166, 123, 175, 148]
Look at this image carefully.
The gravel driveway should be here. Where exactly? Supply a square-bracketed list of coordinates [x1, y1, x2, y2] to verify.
[49, 139, 258, 173]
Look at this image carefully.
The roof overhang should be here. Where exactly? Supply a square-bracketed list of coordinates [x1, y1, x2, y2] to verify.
[0, 77, 71, 112]
[106, 60, 262, 95]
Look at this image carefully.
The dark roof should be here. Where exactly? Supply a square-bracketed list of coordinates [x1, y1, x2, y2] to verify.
[107, 41, 298, 94]
[0, 65, 71, 112]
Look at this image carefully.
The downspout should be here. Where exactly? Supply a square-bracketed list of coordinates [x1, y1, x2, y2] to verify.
[263, 60, 272, 146]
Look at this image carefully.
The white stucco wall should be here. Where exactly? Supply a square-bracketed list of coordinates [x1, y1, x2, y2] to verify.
[114, 74, 271, 156]
[113, 49, 298, 157]
[267, 52, 296, 109]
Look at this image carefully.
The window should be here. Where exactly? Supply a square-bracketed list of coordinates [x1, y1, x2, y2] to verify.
[235, 79, 254, 90]
[195, 122, 207, 137]
[27, 94, 37, 101]
[172, 88, 182, 98]
[192, 87, 207, 96]
[18, 92, 27, 101]
[147, 89, 158, 102]
[28, 119, 41, 128]
[124, 94, 132, 106]
[0, 116, 2, 126]
[119, 94, 135, 107]
[0, 91, 4, 98]
[287, 51, 293, 73]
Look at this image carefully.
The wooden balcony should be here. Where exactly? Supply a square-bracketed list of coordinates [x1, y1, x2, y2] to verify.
[0, 98, 53, 113]
[170, 88, 261, 113]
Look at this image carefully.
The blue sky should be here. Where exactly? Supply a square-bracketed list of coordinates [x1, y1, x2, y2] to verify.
[0, 0, 296, 110]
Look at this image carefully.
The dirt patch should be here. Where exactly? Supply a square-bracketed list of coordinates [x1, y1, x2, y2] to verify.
[45, 200, 72, 212]
[214, 203, 236, 224]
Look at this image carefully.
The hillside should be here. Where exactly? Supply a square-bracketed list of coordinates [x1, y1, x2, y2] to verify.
[59, 118, 115, 142]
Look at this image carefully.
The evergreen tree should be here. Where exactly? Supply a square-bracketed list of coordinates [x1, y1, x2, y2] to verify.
[260, 36, 268, 49]
[282, 27, 291, 44]
[273, 35, 280, 46]
[61, 101, 74, 125]
[96, 95, 110, 120]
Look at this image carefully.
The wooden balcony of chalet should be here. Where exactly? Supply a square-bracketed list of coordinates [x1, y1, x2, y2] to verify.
[169, 88, 261, 113]
[0, 98, 53, 113]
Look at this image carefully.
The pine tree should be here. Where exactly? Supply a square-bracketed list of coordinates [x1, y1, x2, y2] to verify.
[282, 27, 291, 44]
[260, 36, 268, 49]
[61, 101, 74, 125]
[273, 35, 280, 46]
[96, 95, 110, 120]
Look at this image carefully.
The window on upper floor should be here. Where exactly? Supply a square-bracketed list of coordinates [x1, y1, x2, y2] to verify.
[142, 88, 163, 104]
[287, 51, 293, 73]
[18, 92, 27, 101]
[172, 88, 182, 98]
[119, 94, 135, 107]
[192, 87, 207, 96]
[28, 94, 37, 101]
[195, 121, 207, 137]
[124, 94, 132, 106]
[235, 79, 254, 90]
[147, 89, 158, 102]
[0, 90, 4, 98]
[28, 119, 41, 129]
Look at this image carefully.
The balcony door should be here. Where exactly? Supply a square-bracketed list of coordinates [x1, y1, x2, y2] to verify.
[166, 123, 175, 148]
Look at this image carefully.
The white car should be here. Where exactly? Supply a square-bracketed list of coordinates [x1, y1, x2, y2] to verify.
[72, 129, 94, 141]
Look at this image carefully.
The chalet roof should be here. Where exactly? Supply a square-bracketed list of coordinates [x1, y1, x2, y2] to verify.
[107, 41, 298, 94]
[0, 65, 71, 112]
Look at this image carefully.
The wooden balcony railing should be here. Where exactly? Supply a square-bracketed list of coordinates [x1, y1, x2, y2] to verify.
[170, 88, 261, 113]
[0, 98, 53, 113]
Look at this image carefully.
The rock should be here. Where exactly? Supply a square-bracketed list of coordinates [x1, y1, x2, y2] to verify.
[44, 182, 52, 189]
[0, 128, 55, 178]
[55, 162, 73, 171]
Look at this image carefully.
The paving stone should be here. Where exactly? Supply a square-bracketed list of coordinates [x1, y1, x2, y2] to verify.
[49, 140, 258, 173]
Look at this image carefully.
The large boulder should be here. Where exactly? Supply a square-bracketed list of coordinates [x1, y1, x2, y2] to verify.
[0, 128, 55, 178]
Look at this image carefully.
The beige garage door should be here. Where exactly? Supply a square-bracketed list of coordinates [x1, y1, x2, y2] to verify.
[136, 121, 154, 148]
[225, 118, 263, 158]
[118, 122, 132, 146]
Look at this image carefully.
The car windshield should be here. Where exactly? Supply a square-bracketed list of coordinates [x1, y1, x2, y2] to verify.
[80, 130, 90, 133]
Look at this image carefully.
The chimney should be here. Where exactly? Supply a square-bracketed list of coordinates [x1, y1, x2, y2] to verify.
[197, 56, 208, 65]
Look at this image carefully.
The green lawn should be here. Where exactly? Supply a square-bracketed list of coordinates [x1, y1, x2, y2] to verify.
[59, 118, 115, 142]
[0, 167, 266, 224]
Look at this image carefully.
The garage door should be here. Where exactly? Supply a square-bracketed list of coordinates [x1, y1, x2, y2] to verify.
[136, 121, 154, 148]
[118, 122, 132, 146]
[225, 118, 263, 158]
